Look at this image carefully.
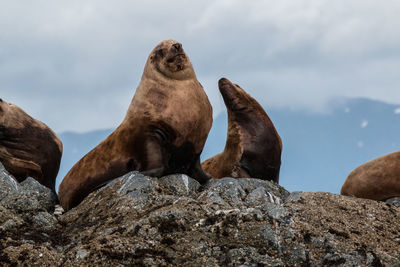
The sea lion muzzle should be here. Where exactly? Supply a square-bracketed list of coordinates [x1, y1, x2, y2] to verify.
[173, 43, 182, 51]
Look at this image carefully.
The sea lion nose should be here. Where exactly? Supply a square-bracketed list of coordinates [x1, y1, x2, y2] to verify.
[173, 43, 182, 51]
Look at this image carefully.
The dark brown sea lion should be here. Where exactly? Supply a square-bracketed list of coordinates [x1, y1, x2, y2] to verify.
[341, 151, 400, 200]
[59, 39, 213, 211]
[202, 78, 282, 183]
[0, 99, 63, 192]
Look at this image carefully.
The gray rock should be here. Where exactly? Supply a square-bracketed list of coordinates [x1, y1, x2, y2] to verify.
[1, 180, 58, 213]
[322, 253, 347, 266]
[159, 174, 200, 197]
[262, 202, 289, 222]
[75, 248, 90, 259]
[97, 171, 158, 210]
[203, 178, 247, 208]
[0, 162, 19, 201]
[0, 162, 63, 265]
[1, 168, 400, 266]
[0, 217, 24, 231]
[32, 212, 58, 230]
[246, 186, 284, 206]
[261, 224, 282, 251]
[286, 191, 304, 203]
[20, 177, 58, 212]
[285, 245, 308, 265]
[198, 190, 228, 207]
[106, 171, 155, 196]
[227, 247, 284, 266]
[386, 197, 400, 207]
[237, 178, 290, 200]
[0, 163, 58, 212]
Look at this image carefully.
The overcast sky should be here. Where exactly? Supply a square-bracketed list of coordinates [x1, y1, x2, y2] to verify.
[1, 0, 400, 133]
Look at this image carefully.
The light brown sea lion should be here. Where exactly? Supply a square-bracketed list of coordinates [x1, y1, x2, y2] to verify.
[0, 99, 63, 192]
[59, 39, 213, 211]
[341, 151, 400, 200]
[202, 78, 282, 183]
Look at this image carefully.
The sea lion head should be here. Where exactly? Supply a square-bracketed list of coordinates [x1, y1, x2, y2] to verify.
[218, 78, 266, 122]
[145, 39, 196, 81]
[0, 99, 36, 129]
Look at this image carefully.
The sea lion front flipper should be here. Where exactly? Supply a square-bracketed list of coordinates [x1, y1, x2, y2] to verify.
[9, 157, 43, 180]
[137, 127, 167, 177]
[188, 156, 210, 184]
[0, 150, 43, 181]
[141, 167, 165, 177]
[0, 125, 5, 140]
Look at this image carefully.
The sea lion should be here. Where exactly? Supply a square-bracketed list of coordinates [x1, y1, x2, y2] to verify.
[202, 78, 282, 183]
[341, 151, 400, 200]
[59, 39, 213, 211]
[0, 99, 63, 192]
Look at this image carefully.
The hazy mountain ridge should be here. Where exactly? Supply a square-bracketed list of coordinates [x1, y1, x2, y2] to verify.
[56, 97, 400, 193]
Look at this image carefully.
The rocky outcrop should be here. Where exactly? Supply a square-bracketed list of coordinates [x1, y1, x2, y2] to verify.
[0, 162, 399, 266]
[0, 163, 61, 265]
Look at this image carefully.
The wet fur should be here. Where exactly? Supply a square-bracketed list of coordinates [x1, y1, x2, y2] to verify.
[202, 78, 282, 183]
[0, 99, 63, 192]
[58, 40, 212, 210]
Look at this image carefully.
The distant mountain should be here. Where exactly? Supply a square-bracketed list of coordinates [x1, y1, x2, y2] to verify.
[56, 98, 400, 194]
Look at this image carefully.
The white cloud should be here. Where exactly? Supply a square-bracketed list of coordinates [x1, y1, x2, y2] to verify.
[394, 108, 400, 114]
[361, 120, 369, 128]
[1, 1, 400, 132]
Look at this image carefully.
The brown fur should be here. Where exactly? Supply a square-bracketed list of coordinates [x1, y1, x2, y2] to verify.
[202, 78, 282, 183]
[341, 151, 400, 200]
[58, 40, 213, 210]
[0, 99, 63, 192]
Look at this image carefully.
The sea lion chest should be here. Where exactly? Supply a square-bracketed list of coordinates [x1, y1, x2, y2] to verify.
[129, 79, 211, 152]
